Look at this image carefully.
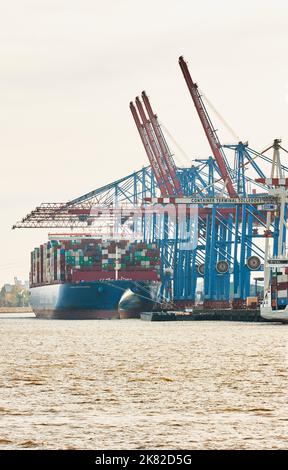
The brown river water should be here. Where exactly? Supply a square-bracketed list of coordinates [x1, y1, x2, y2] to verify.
[0, 314, 287, 450]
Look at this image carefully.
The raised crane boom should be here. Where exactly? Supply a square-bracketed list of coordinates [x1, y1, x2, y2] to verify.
[129, 102, 168, 196]
[141, 91, 183, 196]
[134, 97, 175, 195]
[178, 56, 237, 197]
[135, 96, 175, 195]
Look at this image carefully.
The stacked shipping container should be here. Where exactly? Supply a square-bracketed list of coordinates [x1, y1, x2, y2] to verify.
[271, 269, 288, 308]
[30, 239, 161, 287]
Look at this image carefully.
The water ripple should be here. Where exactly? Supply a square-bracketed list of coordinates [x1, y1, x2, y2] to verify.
[0, 318, 287, 449]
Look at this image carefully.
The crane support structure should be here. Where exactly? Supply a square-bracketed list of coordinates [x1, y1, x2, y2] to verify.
[178, 56, 237, 197]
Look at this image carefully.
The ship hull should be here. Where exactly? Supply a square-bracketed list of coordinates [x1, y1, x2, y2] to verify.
[118, 286, 158, 319]
[30, 281, 158, 320]
[260, 305, 288, 323]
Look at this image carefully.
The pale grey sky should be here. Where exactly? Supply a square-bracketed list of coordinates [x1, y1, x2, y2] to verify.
[1, 0, 288, 284]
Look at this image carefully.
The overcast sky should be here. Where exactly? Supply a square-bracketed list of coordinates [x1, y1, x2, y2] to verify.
[0, 0, 288, 285]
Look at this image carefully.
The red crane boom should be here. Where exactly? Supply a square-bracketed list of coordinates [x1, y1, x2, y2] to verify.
[141, 91, 183, 196]
[178, 56, 237, 197]
[129, 102, 168, 196]
[135, 97, 175, 195]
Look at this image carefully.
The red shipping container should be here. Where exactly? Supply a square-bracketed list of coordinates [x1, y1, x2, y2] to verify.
[72, 269, 159, 282]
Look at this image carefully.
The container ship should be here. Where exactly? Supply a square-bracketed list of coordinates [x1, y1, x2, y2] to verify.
[29, 238, 161, 319]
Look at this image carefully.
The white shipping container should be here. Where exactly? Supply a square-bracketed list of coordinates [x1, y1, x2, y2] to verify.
[277, 290, 287, 298]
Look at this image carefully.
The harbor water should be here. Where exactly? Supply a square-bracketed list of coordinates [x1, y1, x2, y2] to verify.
[0, 314, 287, 449]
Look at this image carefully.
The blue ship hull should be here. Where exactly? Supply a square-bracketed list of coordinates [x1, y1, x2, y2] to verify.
[30, 280, 157, 319]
